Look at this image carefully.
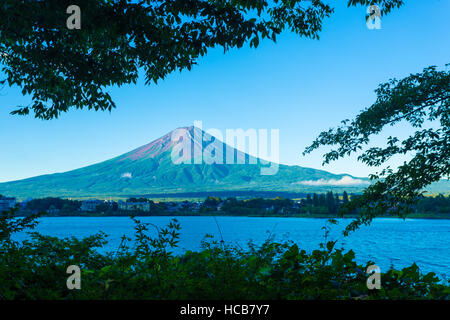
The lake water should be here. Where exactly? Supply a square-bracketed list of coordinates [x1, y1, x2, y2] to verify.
[13, 216, 450, 280]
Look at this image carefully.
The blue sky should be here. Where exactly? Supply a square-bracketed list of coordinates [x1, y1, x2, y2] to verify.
[1, 0, 449, 183]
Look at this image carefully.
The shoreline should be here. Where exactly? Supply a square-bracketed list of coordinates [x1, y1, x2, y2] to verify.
[18, 212, 450, 220]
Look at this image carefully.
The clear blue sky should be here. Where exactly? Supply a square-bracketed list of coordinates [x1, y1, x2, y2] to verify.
[1, 0, 449, 183]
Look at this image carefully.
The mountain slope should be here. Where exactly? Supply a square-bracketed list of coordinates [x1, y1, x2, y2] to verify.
[0, 126, 372, 199]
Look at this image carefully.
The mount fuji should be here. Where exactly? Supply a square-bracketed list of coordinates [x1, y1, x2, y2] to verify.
[0, 126, 371, 199]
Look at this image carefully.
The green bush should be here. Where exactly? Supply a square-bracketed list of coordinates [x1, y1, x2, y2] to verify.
[0, 208, 448, 300]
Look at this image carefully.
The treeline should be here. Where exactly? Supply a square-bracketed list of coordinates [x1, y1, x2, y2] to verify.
[202, 196, 296, 216]
[202, 191, 350, 216]
[24, 197, 81, 215]
[302, 191, 350, 215]
[416, 194, 450, 214]
[14, 193, 450, 217]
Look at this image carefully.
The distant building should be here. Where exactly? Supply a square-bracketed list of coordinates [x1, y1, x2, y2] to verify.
[20, 198, 33, 210]
[118, 201, 150, 212]
[80, 200, 104, 212]
[293, 201, 301, 209]
[166, 202, 182, 213]
[47, 206, 60, 215]
[191, 201, 202, 212]
[0, 197, 16, 212]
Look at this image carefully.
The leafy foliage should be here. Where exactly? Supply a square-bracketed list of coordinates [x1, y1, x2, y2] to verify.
[0, 0, 403, 119]
[304, 65, 450, 234]
[24, 197, 81, 215]
[416, 194, 450, 214]
[1, 208, 448, 300]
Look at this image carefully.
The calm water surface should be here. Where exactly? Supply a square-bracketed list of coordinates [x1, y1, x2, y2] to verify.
[14, 217, 450, 279]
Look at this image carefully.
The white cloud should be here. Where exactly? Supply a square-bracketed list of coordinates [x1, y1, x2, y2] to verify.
[298, 176, 369, 186]
[121, 172, 132, 179]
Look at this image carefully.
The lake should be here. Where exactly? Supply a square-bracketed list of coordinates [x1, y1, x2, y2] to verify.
[13, 216, 450, 280]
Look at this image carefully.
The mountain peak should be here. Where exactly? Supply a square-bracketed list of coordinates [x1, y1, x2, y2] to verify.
[119, 126, 203, 162]
[0, 126, 373, 198]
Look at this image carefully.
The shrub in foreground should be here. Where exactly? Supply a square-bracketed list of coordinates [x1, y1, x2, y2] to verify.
[0, 209, 448, 300]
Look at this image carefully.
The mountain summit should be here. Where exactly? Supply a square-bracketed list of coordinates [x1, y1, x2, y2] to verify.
[0, 127, 370, 199]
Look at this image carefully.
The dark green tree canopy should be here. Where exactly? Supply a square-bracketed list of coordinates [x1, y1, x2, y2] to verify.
[304, 65, 450, 234]
[0, 0, 402, 119]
